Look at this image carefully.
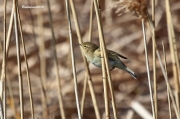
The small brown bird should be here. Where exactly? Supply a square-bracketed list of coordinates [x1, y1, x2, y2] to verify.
[79, 42, 137, 79]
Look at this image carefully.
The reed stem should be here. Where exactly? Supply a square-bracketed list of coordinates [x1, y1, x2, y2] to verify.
[165, 0, 180, 112]
[162, 42, 172, 119]
[16, 4, 35, 118]
[65, 0, 82, 118]
[13, 0, 24, 118]
[142, 19, 156, 119]
[151, 0, 158, 118]
[46, 0, 66, 118]
[69, 0, 100, 118]
[94, 0, 118, 118]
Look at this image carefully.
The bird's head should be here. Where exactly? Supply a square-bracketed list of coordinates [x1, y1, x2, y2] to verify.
[79, 42, 99, 53]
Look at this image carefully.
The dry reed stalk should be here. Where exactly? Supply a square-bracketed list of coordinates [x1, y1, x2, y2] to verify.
[46, 0, 66, 118]
[165, 0, 180, 112]
[162, 42, 172, 119]
[7, 73, 20, 119]
[82, 1, 101, 118]
[80, 1, 101, 118]
[87, 76, 101, 119]
[1, 0, 7, 118]
[36, 0, 47, 96]
[69, 0, 88, 115]
[13, 0, 24, 118]
[87, 2, 101, 119]
[69, 0, 101, 118]
[26, 0, 49, 117]
[80, 3, 94, 112]
[39, 72, 49, 118]
[65, 0, 82, 118]
[101, 65, 110, 119]
[81, 67, 101, 119]
[5, 6, 13, 53]
[0, 50, 4, 118]
[27, 0, 36, 40]
[1, 3, 14, 59]
[142, 19, 156, 119]
[1, 0, 7, 83]
[25, 1, 48, 118]
[94, 0, 118, 118]
[16, 4, 35, 119]
[80, 73, 88, 115]
[151, 0, 158, 118]
[156, 50, 180, 119]
[112, 0, 157, 118]
[0, 5, 14, 119]
[99, 31, 110, 118]
[36, 1, 49, 118]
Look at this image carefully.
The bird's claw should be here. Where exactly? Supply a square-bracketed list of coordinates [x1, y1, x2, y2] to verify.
[110, 67, 115, 71]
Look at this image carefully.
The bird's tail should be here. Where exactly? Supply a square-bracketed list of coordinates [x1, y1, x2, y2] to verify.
[124, 67, 137, 79]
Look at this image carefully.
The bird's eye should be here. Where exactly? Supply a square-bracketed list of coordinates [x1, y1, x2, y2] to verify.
[84, 45, 87, 48]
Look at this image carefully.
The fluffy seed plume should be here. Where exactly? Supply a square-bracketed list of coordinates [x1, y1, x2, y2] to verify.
[112, 0, 149, 21]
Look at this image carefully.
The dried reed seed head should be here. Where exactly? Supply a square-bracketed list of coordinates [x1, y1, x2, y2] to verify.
[112, 0, 149, 21]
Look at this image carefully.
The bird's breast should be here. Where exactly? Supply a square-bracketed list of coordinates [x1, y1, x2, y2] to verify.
[91, 56, 115, 69]
[91, 56, 102, 68]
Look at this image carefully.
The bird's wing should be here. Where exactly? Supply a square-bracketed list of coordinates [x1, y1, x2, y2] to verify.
[96, 48, 116, 62]
[108, 54, 116, 62]
[108, 50, 127, 59]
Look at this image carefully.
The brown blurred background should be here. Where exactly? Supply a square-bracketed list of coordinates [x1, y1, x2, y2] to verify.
[0, 0, 180, 119]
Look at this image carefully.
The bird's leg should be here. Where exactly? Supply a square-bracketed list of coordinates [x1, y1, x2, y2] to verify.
[110, 67, 115, 71]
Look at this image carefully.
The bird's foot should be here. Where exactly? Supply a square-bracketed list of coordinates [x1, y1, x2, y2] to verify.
[110, 67, 115, 71]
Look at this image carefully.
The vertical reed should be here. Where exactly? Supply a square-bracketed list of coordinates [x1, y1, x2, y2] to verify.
[151, 0, 158, 118]
[69, 0, 100, 118]
[27, 0, 49, 117]
[46, 0, 66, 118]
[2, 0, 7, 118]
[94, 0, 118, 118]
[65, 0, 82, 118]
[165, 0, 180, 112]
[112, 0, 156, 118]
[162, 42, 172, 119]
[16, 3, 35, 118]
[13, 0, 24, 118]
[142, 19, 156, 118]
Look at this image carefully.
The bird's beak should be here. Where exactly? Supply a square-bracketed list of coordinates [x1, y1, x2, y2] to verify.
[79, 44, 82, 46]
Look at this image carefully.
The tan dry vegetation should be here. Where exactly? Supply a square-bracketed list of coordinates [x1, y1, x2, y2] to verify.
[0, 0, 180, 119]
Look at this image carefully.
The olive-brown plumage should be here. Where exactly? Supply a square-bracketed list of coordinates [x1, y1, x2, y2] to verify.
[80, 42, 137, 79]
